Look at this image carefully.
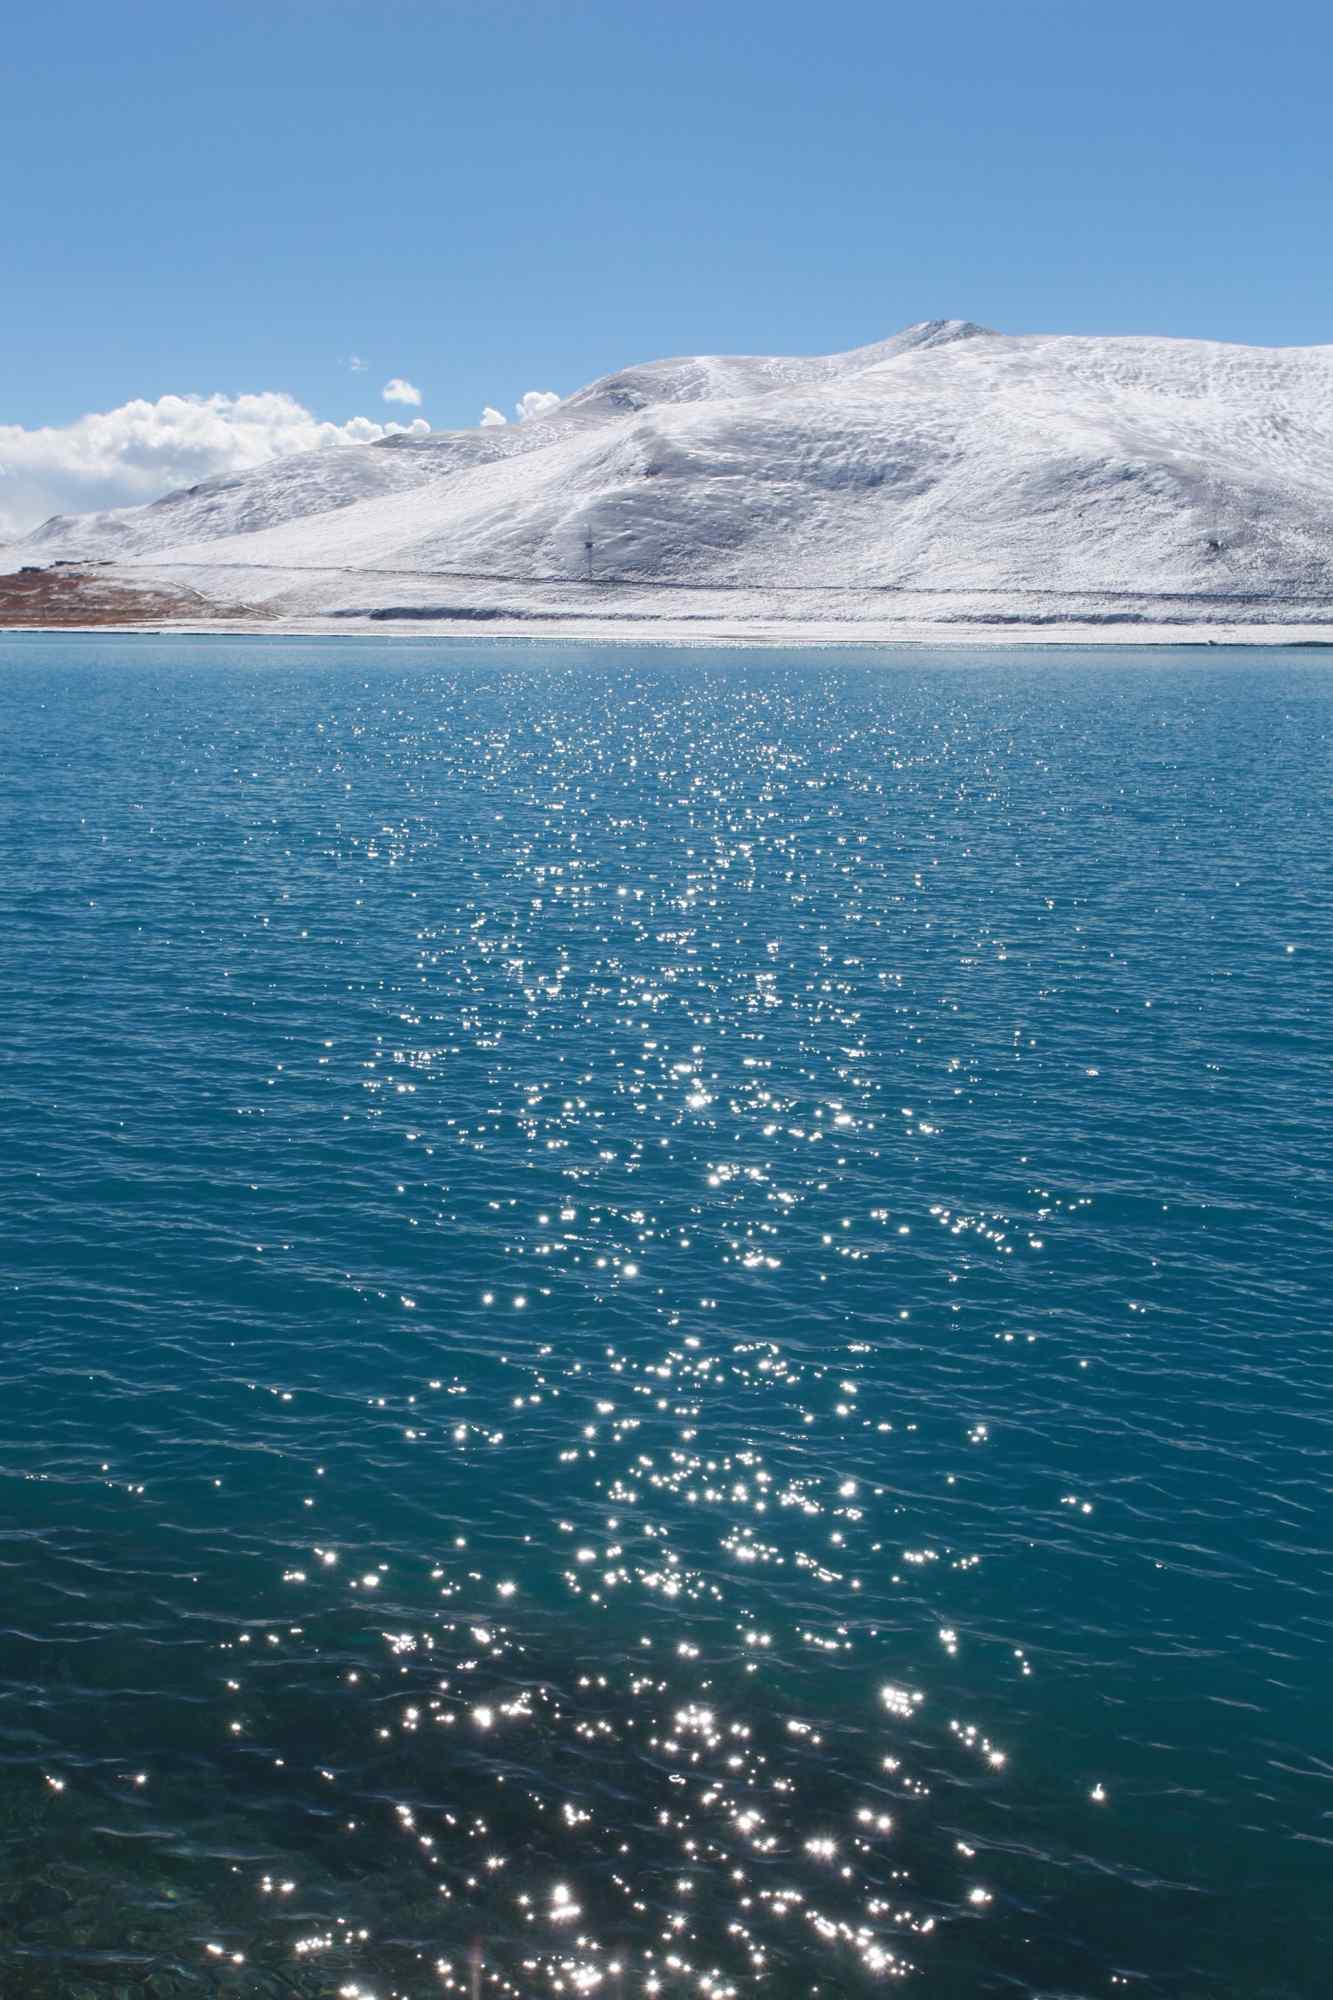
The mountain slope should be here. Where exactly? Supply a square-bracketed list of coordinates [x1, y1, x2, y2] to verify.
[12, 321, 1333, 628]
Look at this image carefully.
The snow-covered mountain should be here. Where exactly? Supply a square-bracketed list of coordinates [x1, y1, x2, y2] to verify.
[12, 320, 1333, 632]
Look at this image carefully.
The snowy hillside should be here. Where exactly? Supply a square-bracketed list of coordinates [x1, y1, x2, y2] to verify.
[12, 320, 1333, 632]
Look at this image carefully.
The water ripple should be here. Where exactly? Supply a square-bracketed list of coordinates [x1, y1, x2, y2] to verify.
[0, 639, 1329, 1998]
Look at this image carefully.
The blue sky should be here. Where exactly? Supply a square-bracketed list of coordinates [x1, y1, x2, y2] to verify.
[3, 0, 1331, 532]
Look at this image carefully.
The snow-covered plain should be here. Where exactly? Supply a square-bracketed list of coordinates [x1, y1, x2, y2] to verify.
[10, 321, 1333, 640]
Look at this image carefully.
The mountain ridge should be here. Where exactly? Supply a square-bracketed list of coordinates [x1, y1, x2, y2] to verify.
[8, 321, 1333, 635]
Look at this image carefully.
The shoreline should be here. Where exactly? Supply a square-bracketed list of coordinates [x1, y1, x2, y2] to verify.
[8, 561, 1333, 650]
[7, 560, 1333, 648]
[4, 616, 1333, 648]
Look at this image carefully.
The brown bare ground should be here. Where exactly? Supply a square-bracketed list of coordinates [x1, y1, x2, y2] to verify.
[0, 566, 265, 627]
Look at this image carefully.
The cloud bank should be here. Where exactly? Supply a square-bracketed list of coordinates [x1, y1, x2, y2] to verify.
[382, 377, 423, 406]
[0, 391, 430, 540]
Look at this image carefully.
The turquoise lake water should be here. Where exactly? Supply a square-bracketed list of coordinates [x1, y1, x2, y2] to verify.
[0, 637, 1330, 2000]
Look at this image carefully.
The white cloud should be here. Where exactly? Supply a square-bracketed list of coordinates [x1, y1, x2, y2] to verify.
[346, 354, 368, 372]
[343, 415, 430, 443]
[0, 391, 430, 541]
[478, 390, 562, 428]
[382, 377, 423, 406]
[516, 389, 561, 422]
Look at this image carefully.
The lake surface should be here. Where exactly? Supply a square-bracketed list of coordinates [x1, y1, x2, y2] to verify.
[1, 637, 1330, 2000]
